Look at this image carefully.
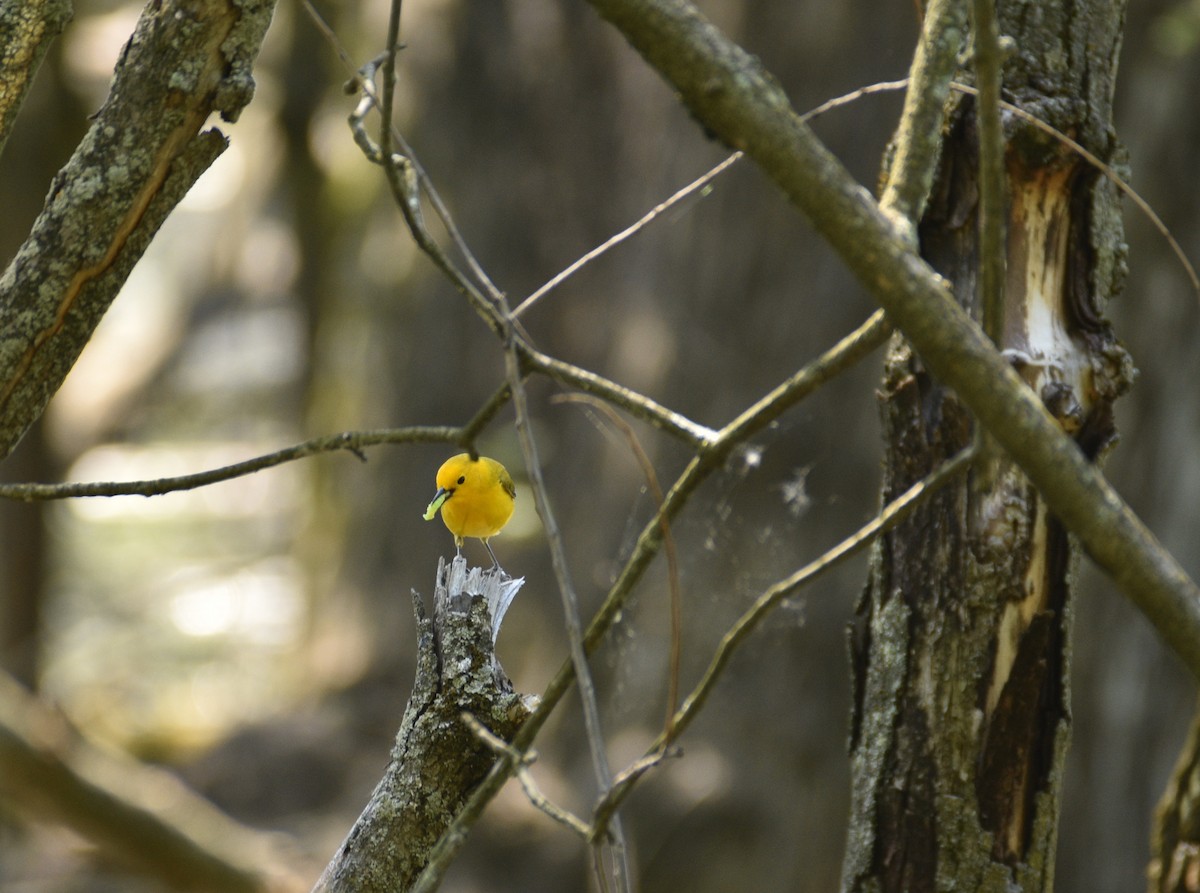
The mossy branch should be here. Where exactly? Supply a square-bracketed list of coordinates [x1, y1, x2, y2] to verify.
[0, 0, 277, 460]
[0, 0, 72, 161]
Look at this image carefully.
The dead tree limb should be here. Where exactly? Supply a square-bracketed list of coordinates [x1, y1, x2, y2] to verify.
[312, 557, 532, 893]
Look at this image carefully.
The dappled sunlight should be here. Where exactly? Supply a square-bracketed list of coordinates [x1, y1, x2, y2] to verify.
[167, 560, 304, 645]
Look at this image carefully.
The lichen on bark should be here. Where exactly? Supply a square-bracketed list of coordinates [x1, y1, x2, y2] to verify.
[0, 0, 276, 459]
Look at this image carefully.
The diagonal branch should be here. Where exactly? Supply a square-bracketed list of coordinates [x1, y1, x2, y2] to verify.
[591, 443, 977, 832]
[0, 0, 72, 161]
[0, 0, 277, 462]
[412, 308, 892, 890]
[583, 0, 1200, 681]
[0, 670, 308, 893]
[879, 0, 967, 236]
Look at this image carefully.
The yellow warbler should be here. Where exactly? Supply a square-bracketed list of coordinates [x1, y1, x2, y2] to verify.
[423, 453, 516, 568]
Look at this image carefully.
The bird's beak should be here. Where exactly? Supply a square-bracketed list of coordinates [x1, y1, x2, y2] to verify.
[422, 487, 451, 521]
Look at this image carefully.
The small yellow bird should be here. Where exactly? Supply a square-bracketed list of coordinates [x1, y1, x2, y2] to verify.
[423, 453, 516, 569]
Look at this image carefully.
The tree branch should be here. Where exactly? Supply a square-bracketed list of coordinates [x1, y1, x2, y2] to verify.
[0, 670, 307, 893]
[504, 332, 634, 891]
[0, 426, 458, 500]
[0, 0, 277, 460]
[0, 0, 72, 161]
[312, 558, 533, 892]
[879, 0, 967, 235]
[412, 308, 892, 890]
[583, 0, 1200, 681]
[592, 444, 976, 831]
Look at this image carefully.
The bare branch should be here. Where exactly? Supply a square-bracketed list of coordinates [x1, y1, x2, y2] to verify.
[584, 0, 1200, 682]
[0, 426, 459, 501]
[503, 338, 634, 893]
[879, 0, 968, 236]
[514, 152, 743, 318]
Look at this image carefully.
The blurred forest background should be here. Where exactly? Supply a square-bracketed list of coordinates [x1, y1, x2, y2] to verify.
[2, 0, 1200, 890]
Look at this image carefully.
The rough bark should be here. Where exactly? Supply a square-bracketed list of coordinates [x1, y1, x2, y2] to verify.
[0, 0, 72, 160]
[312, 558, 533, 893]
[0, 0, 276, 460]
[842, 2, 1131, 890]
[1150, 704, 1200, 893]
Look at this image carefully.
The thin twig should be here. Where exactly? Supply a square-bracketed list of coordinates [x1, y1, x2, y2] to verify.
[508, 74, 955, 321]
[513, 152, 743, 317]
[553, 395, 683, 736]
[460, 712, 594, 839]
[593, 443, 977, 823]
[413, 310, 893, 889]
[0, 427, 455, 501]
[503, 327, 633, 893]
[0, 380, 513, 503]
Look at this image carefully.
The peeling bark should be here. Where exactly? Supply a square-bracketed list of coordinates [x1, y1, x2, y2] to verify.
[312, 558, 533, 893]
[842, 2, 1132, 891]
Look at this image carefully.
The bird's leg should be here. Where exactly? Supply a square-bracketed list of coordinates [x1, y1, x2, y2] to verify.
[454, 535, 464, 560]
[483, 539, 505, 574]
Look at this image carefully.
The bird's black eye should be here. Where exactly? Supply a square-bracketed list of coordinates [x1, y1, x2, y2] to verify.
[457, 475, 466, 485]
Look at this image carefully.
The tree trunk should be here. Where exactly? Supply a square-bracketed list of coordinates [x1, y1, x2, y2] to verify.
[842, 1, 1133, 890]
